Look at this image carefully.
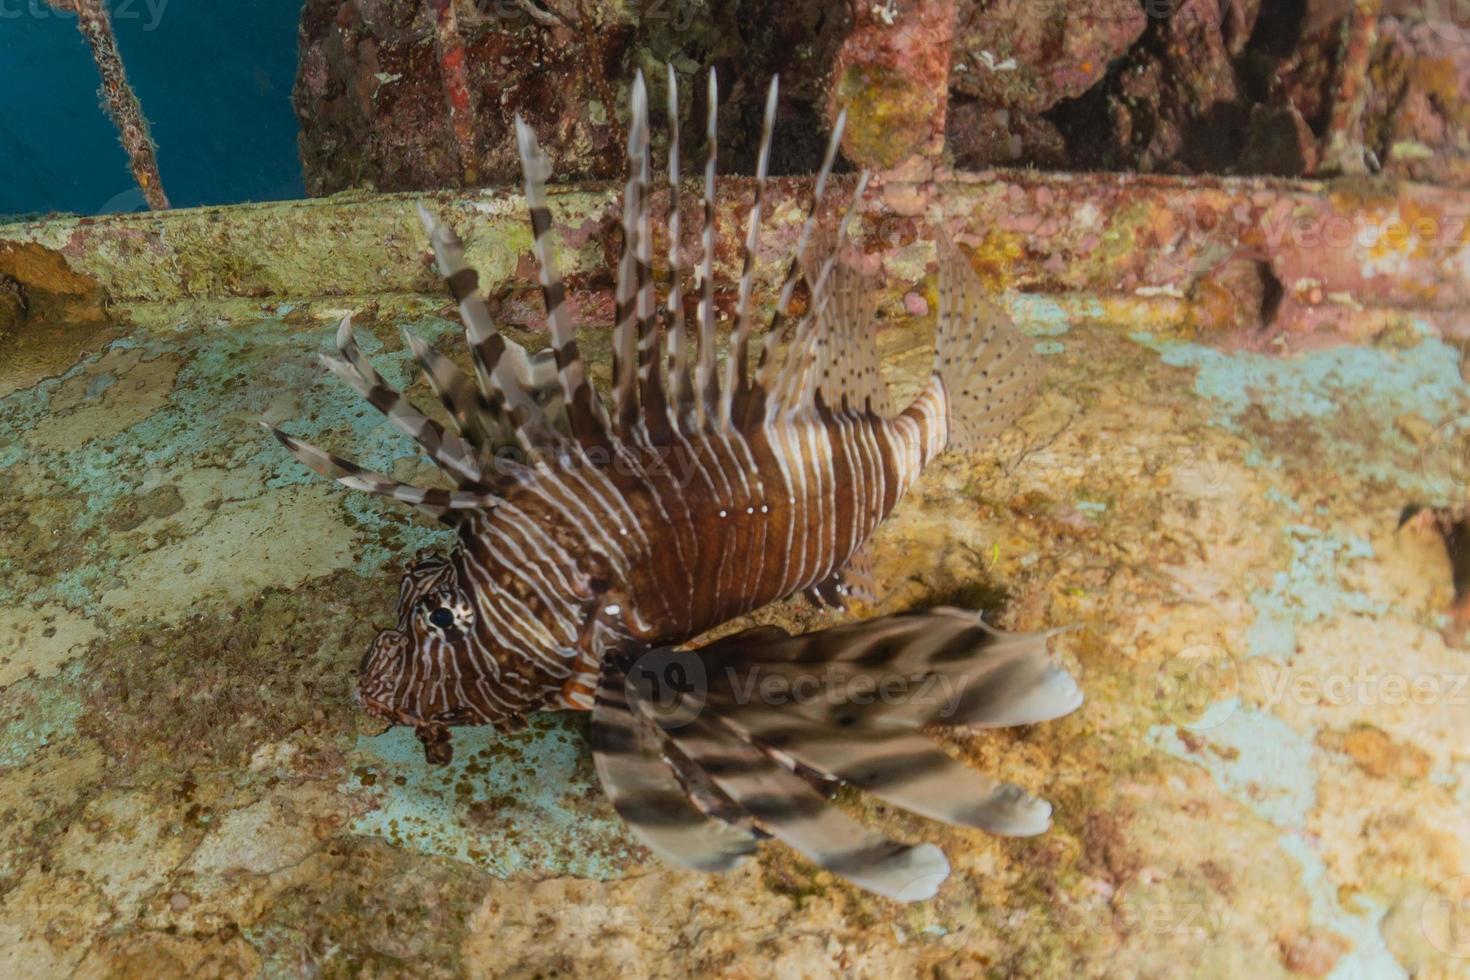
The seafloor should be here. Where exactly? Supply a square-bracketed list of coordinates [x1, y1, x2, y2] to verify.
[1, 180, 1468, 978]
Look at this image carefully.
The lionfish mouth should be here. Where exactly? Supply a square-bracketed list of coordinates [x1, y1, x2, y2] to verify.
[356, 691, 427, 729]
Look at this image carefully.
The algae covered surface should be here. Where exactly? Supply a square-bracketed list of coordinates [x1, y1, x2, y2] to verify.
[1, 216, 1468, 978]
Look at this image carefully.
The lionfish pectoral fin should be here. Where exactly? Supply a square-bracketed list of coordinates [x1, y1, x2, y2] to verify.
[601, 610, 1083, 899]
[590, 652, 759, 873]
[667, 709, 951, 901]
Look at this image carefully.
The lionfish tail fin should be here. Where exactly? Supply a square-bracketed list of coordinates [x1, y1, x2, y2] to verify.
[929, 231, 1044, 451]
[592, 608, 1082, 900]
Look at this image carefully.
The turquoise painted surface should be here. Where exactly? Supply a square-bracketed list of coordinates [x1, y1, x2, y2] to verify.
[1152, 706, 1317, 828]
[1133, 333, 1470, 979]
[1245, 525, 1380, 662]
[0, 314, 461, 612]
[344, 716, 634, 879]
[0, 661, 85, 769]
[1133, 331, 1468, 494]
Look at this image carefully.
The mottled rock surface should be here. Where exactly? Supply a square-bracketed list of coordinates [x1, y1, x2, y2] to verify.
[294, 0, 850, 194]
[293, 1, 1470, 190]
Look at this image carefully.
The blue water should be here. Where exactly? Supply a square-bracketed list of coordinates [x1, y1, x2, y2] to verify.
[0, 0, 304, 218]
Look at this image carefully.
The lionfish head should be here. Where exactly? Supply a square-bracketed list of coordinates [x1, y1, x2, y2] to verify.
[356, 551, 501, 726]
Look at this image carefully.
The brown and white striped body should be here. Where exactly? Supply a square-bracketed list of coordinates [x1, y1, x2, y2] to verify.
[469, 385, 951, 712]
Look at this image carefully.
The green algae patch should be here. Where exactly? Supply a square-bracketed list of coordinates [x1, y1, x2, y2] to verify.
[833, 64, 935, 171]
[0, 661, 87, 768]
[345, 713, 635, 881]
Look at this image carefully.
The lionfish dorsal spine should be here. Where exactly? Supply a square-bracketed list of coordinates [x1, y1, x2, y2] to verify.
[513, 116, 611, 451]
[694, 66, 721, 431]
[399, 327, 504, 458]
[749, 104, 847, 402]
[718, 74, 779, 432]
[663, 63, 693, 423]
[416, 203, 566, 460]
[318, 315, 482, 487]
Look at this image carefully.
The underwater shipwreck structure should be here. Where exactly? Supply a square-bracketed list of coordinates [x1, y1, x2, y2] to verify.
[2, 0, 1470, 976]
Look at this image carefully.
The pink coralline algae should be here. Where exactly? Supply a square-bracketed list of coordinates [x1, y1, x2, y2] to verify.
[828, 0, 957, 177]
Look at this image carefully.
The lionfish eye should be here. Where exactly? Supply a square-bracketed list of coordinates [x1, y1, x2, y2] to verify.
[428, 607, 455, 629]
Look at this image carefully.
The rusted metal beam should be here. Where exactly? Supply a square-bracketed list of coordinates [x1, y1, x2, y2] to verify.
[1, 172, 1465, 343]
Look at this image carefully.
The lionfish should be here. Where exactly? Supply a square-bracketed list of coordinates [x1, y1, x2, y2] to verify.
[271, 69, 1082, 901]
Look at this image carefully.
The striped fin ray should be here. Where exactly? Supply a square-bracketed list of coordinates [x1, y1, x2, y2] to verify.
[400, 328, 513, 457]
[322, 316, 484, 487]
[596, 609, 1081, 899]
[663, 64, 694, 422]
[729, 718, 1052, 836]
[750, 107, 848, 400]
[265, 425, 498, 524]
[702, 609, 1083, 731]
[591, 658, 759, 872]
[513, 116, 612, 449]
[630, 72, 672, 441]
[417, 204, 566, 457]
[718, 75, 778, 429]
[610, 73, 650, 436]
[693, 66, 721, 429]
[667, 712, 950, 901]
